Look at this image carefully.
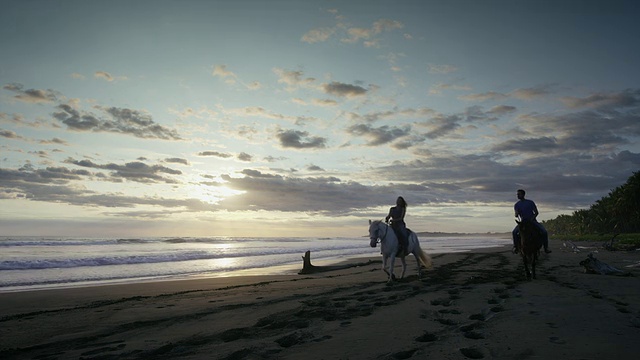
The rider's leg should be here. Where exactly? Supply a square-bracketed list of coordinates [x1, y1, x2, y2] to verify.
[512, 226, 520, 253]
[536, 222, 551, 253]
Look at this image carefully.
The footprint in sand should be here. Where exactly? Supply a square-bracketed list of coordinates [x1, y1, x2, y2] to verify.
[415, 331, 438, 342]
[463, 331, 485, 340]
[460, 347, 484, 359]
[549, 336, 566, 344]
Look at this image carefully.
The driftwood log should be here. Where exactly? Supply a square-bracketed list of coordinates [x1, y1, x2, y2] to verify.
[579, 253, 630, 276]
[298, 250, 378, 275]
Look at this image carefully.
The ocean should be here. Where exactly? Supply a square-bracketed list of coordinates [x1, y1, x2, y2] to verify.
[0, 235, 510, 293]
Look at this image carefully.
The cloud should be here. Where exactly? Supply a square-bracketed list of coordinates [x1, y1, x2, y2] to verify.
[301, 27, 336, 43]
[491, 136, 559, 153]
[94, 71, 114, 82]
[276, 129, 327, 149]
[347, 107, 435, 123]
[3, 83, 58, 103]
[322, 81, 368, 98]
[428, 64, 458, 74]
[429, 83, 472, 95]
[224, 106, 318, 125]
[237, 152, 253, 162]
[517, 105, 640, 152]
[165, 157, 189, 165]
[347, 124, 411, 146]
[302, 14, 403, 48]
[65, 158, 182, 184]
[94, 71, 127, 82]
[310, 98, 338, 107]
[0, 164, 216, 211]
[38, 137, 69, 145]
[218, 170, 383, 212]
[372, 19, 404, 34]
[1, 129, 22, 139]
[198, 151, 233, 158]
[421, 114, 462, 139]
[561, 89, 640, 109]
[273, 68, 316, 90]
[461, 85, 554, 102]
[459, 91, 508, 102]
[486, 105, 517, 116]
[212, 65, 237, 84]
[509, 84, 554, 100]
[52, 104, 181, 140]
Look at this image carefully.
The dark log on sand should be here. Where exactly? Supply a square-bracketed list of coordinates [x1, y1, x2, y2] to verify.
[579, 253, 630, 276]
[298, 250, 378, 275]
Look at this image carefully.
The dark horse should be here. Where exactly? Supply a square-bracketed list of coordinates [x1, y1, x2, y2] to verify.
[515, 219, 543, 280]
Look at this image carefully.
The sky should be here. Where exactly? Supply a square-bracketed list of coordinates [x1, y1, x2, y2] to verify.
[1, 0, 639, 238]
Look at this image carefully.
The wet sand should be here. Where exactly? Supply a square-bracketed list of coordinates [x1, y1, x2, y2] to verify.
[1, 242, 640, 359]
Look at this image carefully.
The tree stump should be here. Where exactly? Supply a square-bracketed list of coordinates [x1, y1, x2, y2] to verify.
[298, 250, 378, 275]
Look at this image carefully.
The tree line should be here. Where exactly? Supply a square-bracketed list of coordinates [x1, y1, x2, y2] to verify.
[542, 171, 640, 236]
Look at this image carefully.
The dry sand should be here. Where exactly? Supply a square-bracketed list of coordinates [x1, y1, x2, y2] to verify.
[1, 242, 640, 360]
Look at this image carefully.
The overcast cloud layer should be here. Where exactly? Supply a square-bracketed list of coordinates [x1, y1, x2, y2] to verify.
[1, 0, 639, 237]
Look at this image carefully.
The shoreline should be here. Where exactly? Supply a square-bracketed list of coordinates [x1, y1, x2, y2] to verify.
[0, 241, 511, 294]
[2, 242, 640, 359]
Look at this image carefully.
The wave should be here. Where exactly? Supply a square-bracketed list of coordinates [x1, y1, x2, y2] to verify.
[0, 244, 364, 271]
[0, 236, 318, 247]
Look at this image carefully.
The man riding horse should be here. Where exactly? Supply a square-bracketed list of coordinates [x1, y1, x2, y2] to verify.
[512, 189, 551, 254]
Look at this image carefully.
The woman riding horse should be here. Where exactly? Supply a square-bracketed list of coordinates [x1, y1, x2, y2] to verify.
[385, 196, 408, 255]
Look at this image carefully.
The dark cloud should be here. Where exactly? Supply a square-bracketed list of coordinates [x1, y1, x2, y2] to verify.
[0, 165, 215, 211]
[492, 137, 559, 153]
[237, 152, 253, 162]
[347, 107, 436, 123]
[347, 124, 411, 146]
[322, 81, 368, 98]
[39, 137, 69, 145]
[276, 129, 327, 149]
[509, 84, 555, 100]
[459, 91, 507, 102]
[65, 158, 181, 184]
[561, 89, 640, 110]
[52, 104, 181, 140]
[487, 105, 517, 116]
[165, 157, 189, 165]
[198, 151, 233, 158]
[3, 83, 58, 103]
[422, 114, 461, 139]
[520, 108, 639, 151]
[218, 170, 407, 213]
[1, 129, 21, 139]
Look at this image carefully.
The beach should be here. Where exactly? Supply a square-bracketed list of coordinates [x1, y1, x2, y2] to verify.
[1, 242, 640, 360]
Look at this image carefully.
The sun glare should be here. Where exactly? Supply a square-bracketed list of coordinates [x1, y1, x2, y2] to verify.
[190, 185, 245, 204]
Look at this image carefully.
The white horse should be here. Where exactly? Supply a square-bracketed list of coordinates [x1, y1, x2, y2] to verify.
[368, 219, 432, 283]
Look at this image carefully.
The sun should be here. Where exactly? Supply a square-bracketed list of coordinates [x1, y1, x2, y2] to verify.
[190, 184, 245, 204]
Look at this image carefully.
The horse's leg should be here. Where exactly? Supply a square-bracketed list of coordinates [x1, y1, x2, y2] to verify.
[399, 256, 407, 279]
[532, 253, 538, 279]
[522, 254, 531, 280]
[388, 255, 396, 282]
[382, 255, 389, 277]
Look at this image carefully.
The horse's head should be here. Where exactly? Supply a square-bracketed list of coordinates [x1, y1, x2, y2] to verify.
[368, 219, 381, 248]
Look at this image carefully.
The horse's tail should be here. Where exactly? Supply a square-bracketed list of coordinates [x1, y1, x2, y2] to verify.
[412, 235, 432, 269]
[418, 248, 433, 269]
